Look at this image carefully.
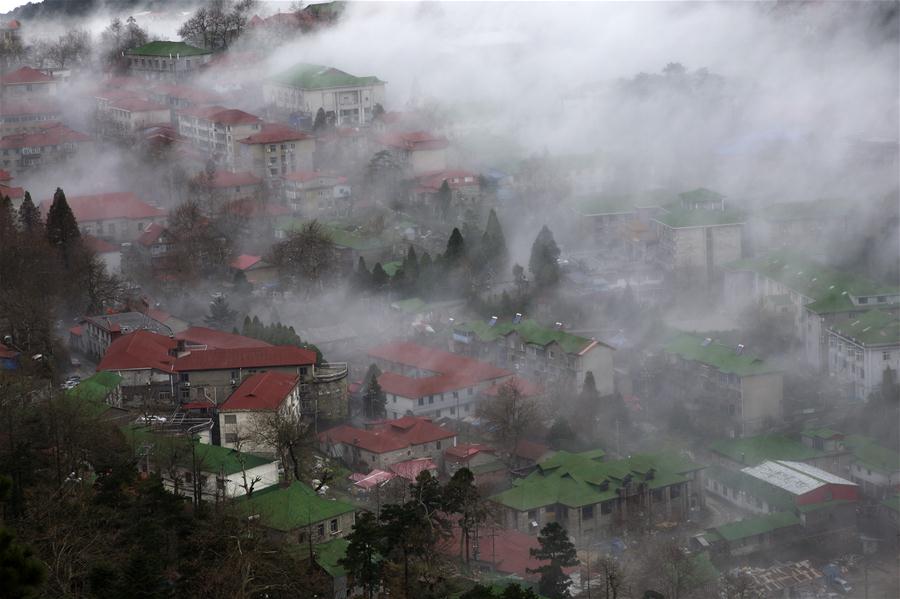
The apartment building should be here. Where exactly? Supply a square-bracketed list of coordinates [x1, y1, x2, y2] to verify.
[177, 105, 262, 169]
[746, 199, 856, 258]
[451, 317, 615, 394]
[661, 333, 783, 437]
[651, 188, 744, 289]
[96, 96, 172, 137]
[826, 310, 900, 401]
[0, 168, 23, 206]
[218, 371, 302, 453]
[39, 192, 166, 243]
[264, 62, 386, 126]
[0, 99, 61, 134]
[366, 341, 513, 420]
[237, 123, 315, 179]
[377, 130, 449, 175]
[491, 450, 704, 544]
[82, 311, 172, 360]
[0, 66, 58, 99]
[410, 169, 481, 218]
[282, 171, 351, 217]
[126, 41, 213, 82]
[0, 123, 92, 176]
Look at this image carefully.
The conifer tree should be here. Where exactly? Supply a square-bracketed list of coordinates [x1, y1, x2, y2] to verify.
[353, 255, 371, 290]
[437, 179, 452, 219]
[444, 227, 466, 267]
[0, 195, 14, 237]
[528, 522, 578, 599]
[17, 191, 41, 234]
[480, 209, 509, 270]
[371, 262, 388, 289]
[362, 364, 386, 419]
[528, 225, 561, 288]
[313, 107, 328, 132]
[46, 187, 82, 268]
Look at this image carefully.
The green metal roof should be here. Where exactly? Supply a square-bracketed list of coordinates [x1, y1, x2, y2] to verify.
[454, 318, 598, 355]
[490, 450, 700, 511]
[123, 426, 273, 475]
[844, 435, 900, 474]
[127, 40, 211, 57]
[725, 251, 898, 314]
[236, 481, 355, 532]
[713, 511, 800, 542]
[801, 427, 844, 441]
[829, 310, 900, 346]
[271, 63, 384, 90]
[881, 494, 900, 513]
[663, 333, 780, 376]
[314, 538, 349, 578]
[570, 194, 649, 216]
[710, 434, 824, 466]
[67, 372, 122, 417]
[392, 297, 427, 314]
[654, 206, 744, 227]
[706, 465, 795, 512]
[382, 261, 402, 277]
[678, 188, 725, 203]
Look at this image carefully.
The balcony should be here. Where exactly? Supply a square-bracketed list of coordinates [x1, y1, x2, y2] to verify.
[314, 362, 348, 383]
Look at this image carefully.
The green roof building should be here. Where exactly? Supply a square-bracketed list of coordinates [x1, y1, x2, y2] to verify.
[710, 434, 828, 467]
[662, 333, 783, 437]
[236, 481, 356, 544]
[450, 317, 615, 394]
[126, 41, 213, 82]
[66, 371, 124, 418]
[490, 449, 704, 543]
[265, 63, 386, 126]
[826, 310, 900, 401]
[843, 435, 900, 499]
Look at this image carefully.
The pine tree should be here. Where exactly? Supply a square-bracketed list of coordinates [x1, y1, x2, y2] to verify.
[46, 187, 82, 268]
[17, 191, 41, 234]
[339, 512, 384, 599]
[205, 296, 237, 330]
[313, 107, 328, 132]
[353, 255, 371, 290]
[371, 263, 388, 289]
[528, 522, 578, 599]
[0, 195, 14, 237]
[444, 228, 466, 267]
[362, 364, 386, 420]
[437, 179, 452, 219]
[241, 315, 251, 336]
[480, 209, 509, 270]
[528, 225, 561, 288]
[403, 245, 419, 280]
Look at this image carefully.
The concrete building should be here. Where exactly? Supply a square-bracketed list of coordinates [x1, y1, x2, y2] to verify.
[0, 123, 92, 176]
[491, 450, 704, 544]
[409, 169, 481, 218]
[218, 371, 302, 453]
[843, 434, 900, 500]
[651, 188, 744, 289]
[0, 168, 23, 207]
[192, 170, 264, 203]
[746, 199, 856, 259]
[826, 309, 900, 401]
[39, 192, 166, 243]
[82, 311, 172, 360]
[319, 415, 457, 472]
[451, 318, 615, 395]
[0, 66, 58, 99]
[96, 96, 171, 138]
[96, 330, 179, 405]
[367, 341, 513, 420]
[237, 123, 315, 180]
[264, 62, 386, 126]
[282, 171, 351, 218]
[377, 130, 449, 175]
[0, 98, 61, 134]
[662, 333, 783, 437]
[126, 41, 213, 82]
[177, 105, 262, 169]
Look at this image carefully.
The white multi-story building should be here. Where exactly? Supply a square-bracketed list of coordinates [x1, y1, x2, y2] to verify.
[218, 371, 302, 454]
[177, 105, 262, 170]
[126, 41, 213, 82]
[826, 310, 900, 401]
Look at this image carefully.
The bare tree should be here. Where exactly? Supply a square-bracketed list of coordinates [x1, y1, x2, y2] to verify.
[269, 220, 337, 296]
[248, 410, 314, 482]
[179, 0, 256, 51]
[476, 380, 541, 466]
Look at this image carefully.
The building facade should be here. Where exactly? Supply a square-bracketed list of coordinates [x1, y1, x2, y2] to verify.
[826, 310, 900, 401]
[237, 123, 316, 180]
[126, 41, 213, 82]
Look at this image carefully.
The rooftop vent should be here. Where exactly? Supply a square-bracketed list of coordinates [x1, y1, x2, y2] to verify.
[736, 343, 745, 355]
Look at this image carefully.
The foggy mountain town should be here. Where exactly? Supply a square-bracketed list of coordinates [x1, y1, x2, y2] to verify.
[0, 0, 898, 597]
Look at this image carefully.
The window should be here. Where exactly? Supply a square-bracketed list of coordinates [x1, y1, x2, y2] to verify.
[582, 505, 593, 520]
[877, 296, 887, 303]
[670, 485, 681, 499]
[224, 414, 237, 424]
[392, 396, 397, 403]
[601, 501, 612, 515]
[859, 297, 869, 305]
[884, 352, 891, 361]
[464, 404, 470, 412]
[428, 396, 434, 404]
[317, 524, 325, 537]
[436, 441, 442, 450]
[418, 398, 424, 406]
[436, 409, 441, 417]
[225, 433, 238, 443]
[527, 510, 537, 520]
[330, 519, 338, 533]
[216, 478, 225, 490]
[453, 391, 459, 399]
[450, 407, 455, 415]
[468, 387, 474, 396]
[298, 532, 306, 543]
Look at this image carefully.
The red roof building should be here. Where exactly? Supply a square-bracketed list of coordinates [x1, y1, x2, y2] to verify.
[389, 457, 438, 481]
[0, 66, 54, 85]
[175, 326, 271, 350]
[378, 131, 449, 152]
[0, 123, 90, 149]
[368, 341, 512, 420]
[238, 123, 313, 145]
[413, 169, 480, 193]
[38, 192, 165, 243]
[481, 376, 543, 399]
[97, 330, 177, 373]
[220, 371, 300, 412]
[82, 234, 118, 254]
[174, 346, 316, 372]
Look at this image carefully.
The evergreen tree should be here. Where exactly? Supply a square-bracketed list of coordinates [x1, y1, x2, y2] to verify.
[444, 228, 466, 268]
[241, 315, 251, 336]
[528, 225, 561, 289]
[313, 107, 328, 132]
[480, 209, 509, 270]
[546, 417, 576, 450]
[528, 522, 578, 599]
[403, 245, 419, 280]
[339, 512, 384, 599]
[353, 255, 371, 290]
[0, 476, 46, 597]
[444, 467, 485, 565]
[0, 195, 14, 237]
[362, 364, 386, 420]
[372, 103, 385, 120]
[204, 296, 237, 330]
[46, 187, 82, 268]
[371, 263, 388, 289]
[437, 180, 452, 219]
[18, 191, 41, 234]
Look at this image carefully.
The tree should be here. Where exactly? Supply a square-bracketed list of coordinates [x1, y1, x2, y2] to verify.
[546, 417, 575, 451]
[100, 16, 148, 71]
[512, 263, 528, 294]
[372, 103, 385, 120]
[0, 195, 14, 238]
[80, 251, 124, 314]
[461, 583, 540, 599]
[313, 107, 328, 132]
[480, 209, 509, 271]
[205, 296, 237, 330]
[339, 512, 384, 599]
[444, 227, 466, 268]
[443, 467, 485, 565]
[362, 364, 386, 420]
[169, 200, 232, 279]
[528, 522, 578, 599]
[593, 554, 626, 599]
[0, 476, 46, 598]
[178, 0, 255, 51]
[638, 540, 715, 599]
[269, 220, 335, 295]
[576, 371, 601, 436]
[248, 409, 313, 482]
[45, 187, 82, 269]
[437, 180, 452, 219]
[528, 225, 561, 289]
[476, 381, 540, 465]
[371, 262, 389, 290]
[17, 192, 41, 234]
[353, 256, 372, 291]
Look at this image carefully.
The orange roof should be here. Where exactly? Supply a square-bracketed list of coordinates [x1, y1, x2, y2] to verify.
[0, 124, 91, 149]
[230, 254, 262, 270]
[39, 192, 163, 222]
[97, 330, 177, 373]
[1, 66, 53, 85]
[175, 326, 271, 350]
[319, 416, 456, 454]
[220, 371, 299, 411]
[83, 234, 118, 254]
[414, 169, 480, 193]
[444, 443, 495, 462]
[0, 98, 60, 117]
[135, 223, 167, 246]
[111, 97, 169, 113]
[178, 105, 260, 125]
[174, 346, 316, 371]
[378, 130, 449, 151]
[238, 123, 313, 144]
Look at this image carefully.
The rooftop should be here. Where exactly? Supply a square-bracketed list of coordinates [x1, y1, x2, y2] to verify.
[230, 254, 263, 271]
[270, 62, 384, 90]
[710, 434, 826, 466]
[712, 510, 800, 542]
[235, 481, 355, 531]
[97, 330, 177, 373]
[654, 206, 745, 228]
[124, 426, 273, 475]
[127, 40, 211, 57]
[454, 318, 604, 355]
[663, 332, 779, 376]
[0, 66, 54, 85]
[238, 123, 313, 144]
[313, 538, 350, 579]
[706, 464, 795, 512]
[174, 346, 316, 371]
[741, 460, 856, 496]
[220, 371, 299, 412]
[844, 435, 900, 474]
[175, 326, 271, 350]
[378, 131, 449, 152]
[319, 416, 456, 455]
[39, 192, 163, 222]
[66, 372, 122, 418]
[0, 123, 91, 150]
[829, 309, 900, 346]
[85, 311, 169, 335]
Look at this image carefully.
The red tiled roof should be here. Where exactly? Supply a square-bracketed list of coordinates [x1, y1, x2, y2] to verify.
[220, 371, 299, 411]
[230, 254, 262, 270]
[0, 66, 53, 85]
[38, 192, 164, 222]
[176, 326, 271, 350]
[444, 443, 495, 462]
[174, 345, 316, 371]
[0, 124, 91, 149]
[389, 457, 437, 481]
[0, 169, 10, 181]
[319, 416, 456, 454]
[2, 20, 21, 30]
[378, 130, 449, 151]
[0, 99, 60, 117]
[83, 234, 118, 254]
[135, 222, 167, 246]
[225, 198, 289, 217]
[352, 469, 396, 490]
[238, 123, 312, 144]
[440, 525, 572, 580]
[481, 376, 543, 398]
[513, 439, 551, 462]
[178, 105, 260, 125]
[97, 330, 177, 372]
[0, 183, 24, 200]
[369, 341, 511, 398]
[69, 325, 83, 336]
[198, 171, 262, 189]
[111, 97, 170, 113]
[414, 169, 480, 193]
